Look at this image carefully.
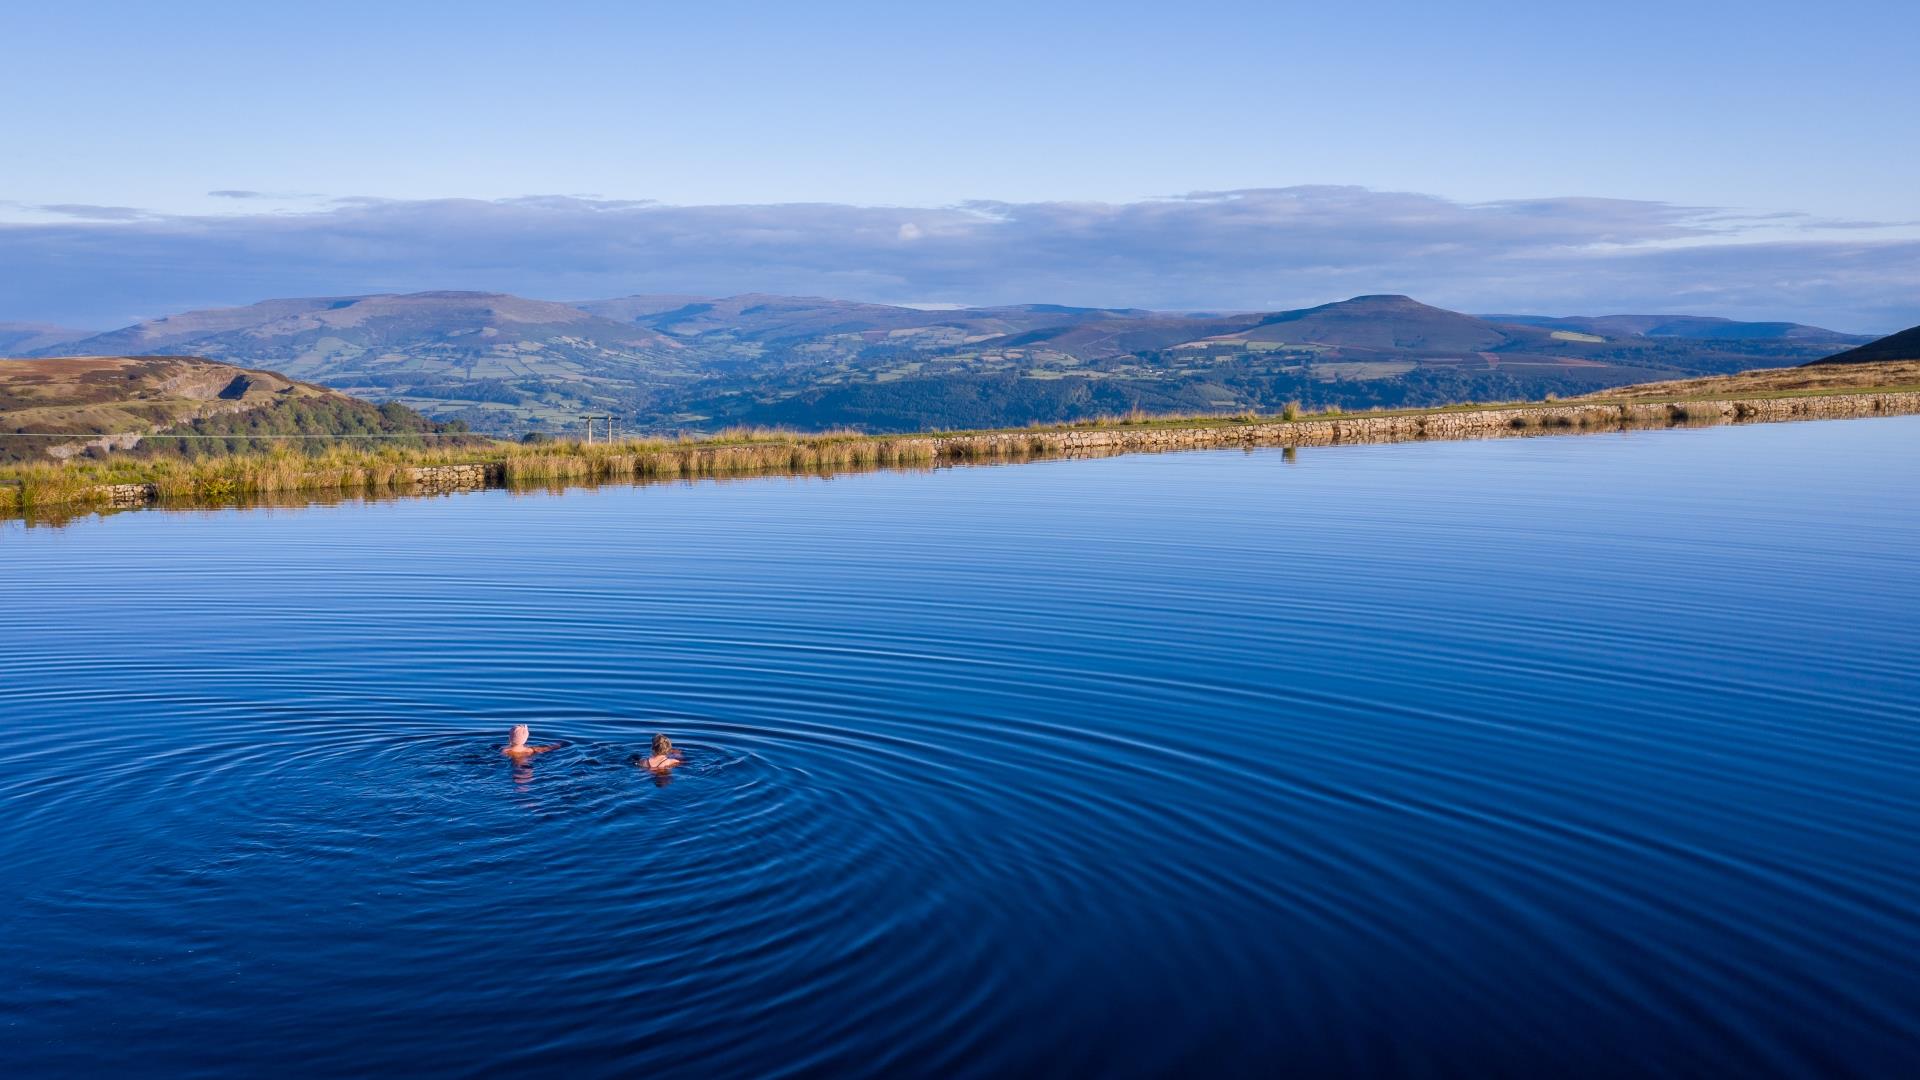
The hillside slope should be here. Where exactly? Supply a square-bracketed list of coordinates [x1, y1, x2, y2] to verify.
[1581, 360, 1920, 400]
[1485, 313, 1869, 343]
[0, 356, 448, 462]
[1808, 324, 1920, 365]
[45, 292, 690, 429]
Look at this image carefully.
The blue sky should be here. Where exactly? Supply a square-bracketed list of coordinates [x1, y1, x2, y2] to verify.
[4, 0, 1917, 329]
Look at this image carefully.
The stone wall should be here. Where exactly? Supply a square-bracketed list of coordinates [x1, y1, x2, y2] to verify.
[405, 463, 503, 491]
[102, 482, 159, 507]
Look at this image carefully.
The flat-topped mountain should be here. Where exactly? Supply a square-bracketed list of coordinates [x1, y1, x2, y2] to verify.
[1226, 294, 1530, 351]
[577, 293, 1158, 346]
[1809, 324, 1920, 365]
[63, 291, 682, 355]
[581, 293, 951, 338]
[0, 356, 446, 462]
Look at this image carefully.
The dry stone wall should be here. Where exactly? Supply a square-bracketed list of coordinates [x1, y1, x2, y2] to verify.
[103, 482, 160, 507]
[405, 463, 502, 492]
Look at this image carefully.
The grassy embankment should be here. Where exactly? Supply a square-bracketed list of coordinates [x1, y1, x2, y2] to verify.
[0, 430, 944, 513]
[5, 360, 1918, 514]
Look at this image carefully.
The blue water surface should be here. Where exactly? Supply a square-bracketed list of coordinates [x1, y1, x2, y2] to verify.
[3, 418, 1917, 1077]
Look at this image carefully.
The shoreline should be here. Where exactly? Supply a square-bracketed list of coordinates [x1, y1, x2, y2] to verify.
[7, 387, 1919, 517]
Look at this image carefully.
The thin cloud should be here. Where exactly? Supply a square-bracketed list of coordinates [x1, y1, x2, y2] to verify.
[0, 187, 1913, 331]
[34, 204, 155, 221]
[208, 189, 326, 200]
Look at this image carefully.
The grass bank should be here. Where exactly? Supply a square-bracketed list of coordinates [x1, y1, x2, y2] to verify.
[0, 430, 942, 514]
[6, 365, 1920, 516]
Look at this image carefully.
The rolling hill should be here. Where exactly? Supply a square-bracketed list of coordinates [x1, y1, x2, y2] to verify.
[0, 356, 450, 462]
[648, 294, 1870, 431]
[1585, 359, 1920, 399]
[31, 290, 1878, 434]
[45, 292, 692, 429]
[1484, 313, 1869, 343]
[0, 322, 94, 354]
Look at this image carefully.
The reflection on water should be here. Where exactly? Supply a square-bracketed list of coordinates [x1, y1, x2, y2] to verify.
[3, 417, 1918, 1077]
[6, 468, 928, 529]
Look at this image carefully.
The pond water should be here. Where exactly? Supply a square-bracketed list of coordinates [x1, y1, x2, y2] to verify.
[4, 418, 1917, 1077]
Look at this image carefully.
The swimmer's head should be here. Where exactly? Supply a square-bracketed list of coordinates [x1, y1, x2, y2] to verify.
[509, 724, 529, 748]
[652, 734, 673, 756]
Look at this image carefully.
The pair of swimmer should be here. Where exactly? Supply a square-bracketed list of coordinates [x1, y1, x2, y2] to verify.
[500, 725, 682, 771]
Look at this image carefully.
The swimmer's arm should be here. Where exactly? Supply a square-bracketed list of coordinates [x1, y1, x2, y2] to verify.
[531, 744, 559, 754]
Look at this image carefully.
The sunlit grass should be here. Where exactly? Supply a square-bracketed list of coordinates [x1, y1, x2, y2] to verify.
[5, 369, 1918, 514]
[0, 432, 945, 512]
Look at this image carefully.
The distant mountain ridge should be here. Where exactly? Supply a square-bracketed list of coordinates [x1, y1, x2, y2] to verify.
[42, 292, 692, 429]
[63, 291, 682, 356]
[574, 293, 1163, 344]
[0, 322, 95, 354]
[28, 290, 1879, 434]
[1483, 313, 1870, 343]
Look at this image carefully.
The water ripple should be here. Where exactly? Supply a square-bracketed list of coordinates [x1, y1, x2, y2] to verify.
[3, 419, 1919, 1077]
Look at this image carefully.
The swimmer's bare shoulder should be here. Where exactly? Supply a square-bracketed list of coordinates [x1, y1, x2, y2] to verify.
[501, 724, 558, 757]
[642, 734, 683, 771]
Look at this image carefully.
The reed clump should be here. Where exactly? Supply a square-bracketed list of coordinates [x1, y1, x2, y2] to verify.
[0, 428, 963, 513]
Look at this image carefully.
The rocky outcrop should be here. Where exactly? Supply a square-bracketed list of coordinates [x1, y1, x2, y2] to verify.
[46, 431, 147, 461]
